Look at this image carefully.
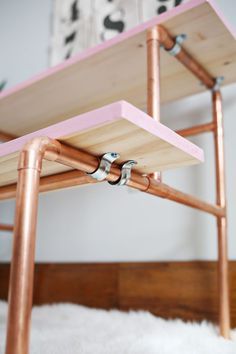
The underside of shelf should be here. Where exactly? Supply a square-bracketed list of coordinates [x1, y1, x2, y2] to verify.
[0, 101, 203, 187]
[0, 0, 235, 137]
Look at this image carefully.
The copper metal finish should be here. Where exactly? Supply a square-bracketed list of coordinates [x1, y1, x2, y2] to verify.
[0, 224, 14, 232]
[5, 137, 60, 354]
[3, 23, 231, 353]
[146, 26, 162, 181]
[0, 157, 224, 217]
[145, 25, 230, 338]
[4, 125, 228, 353]
[177, 122, 215, 137]
[46, 143, 225, 217]
[39, 169, 97, 191]
[212, 90, 230, 338]
[0, 139, 225, 215]
[146, 27, 161, 121]
[0, 170, 97, 201]
[157, 25, 215, 89]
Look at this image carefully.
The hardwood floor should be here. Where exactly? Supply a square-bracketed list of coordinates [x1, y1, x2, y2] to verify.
[0, 261, 235, 327]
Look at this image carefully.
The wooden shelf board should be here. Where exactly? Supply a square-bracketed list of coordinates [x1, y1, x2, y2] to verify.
[0, 0, 235, 137]
[0, 101, 203, 187]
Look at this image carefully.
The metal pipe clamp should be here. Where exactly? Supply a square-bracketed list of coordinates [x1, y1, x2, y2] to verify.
[167, 33, 187, 56]
[212, 76, 224, 92]
[108, 160, 137, 186]
[87, 152, 120, 181]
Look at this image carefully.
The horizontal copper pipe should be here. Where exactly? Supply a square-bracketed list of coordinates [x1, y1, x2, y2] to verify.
[0, 170, 98, 201]
[44, 140, 224, 218]
[40, 169, 98, 192]
[46, 143, 149, 192]
[146, 180, 224, 217]
[0, 223, 14, 232]
[146, 26, 162, 182]
[0, 138, 224, 218]
[176, 122, 215, 137]
[0, 184, 16, 200]
[158, 26, 215, 89]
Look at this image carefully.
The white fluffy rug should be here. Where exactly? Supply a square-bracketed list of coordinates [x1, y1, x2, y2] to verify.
[0, 302, 235, 353]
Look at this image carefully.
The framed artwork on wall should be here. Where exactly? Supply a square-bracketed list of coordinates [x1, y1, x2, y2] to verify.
[50, 0, 186, 65]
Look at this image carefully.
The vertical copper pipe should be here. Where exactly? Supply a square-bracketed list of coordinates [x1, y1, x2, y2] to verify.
[5, 137, 59, 354]
[5, 168, 40, 354]
[146, 26, 161, 182]
[213, 90, 230, 338]
[3, 127, 228, 354]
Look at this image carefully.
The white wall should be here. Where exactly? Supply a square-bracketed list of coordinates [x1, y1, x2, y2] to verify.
[0, 0, 235, 262]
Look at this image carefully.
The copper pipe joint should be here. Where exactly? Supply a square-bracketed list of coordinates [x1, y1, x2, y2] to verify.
[51, 143, 99, 173]
[146, 26, 163, 42]
[18, 137, 61, 172]
[0, 135, 225, 217]
[145, 178, 225, 218]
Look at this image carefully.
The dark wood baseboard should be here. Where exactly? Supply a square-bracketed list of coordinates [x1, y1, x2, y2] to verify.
[0, 261, 235, 327]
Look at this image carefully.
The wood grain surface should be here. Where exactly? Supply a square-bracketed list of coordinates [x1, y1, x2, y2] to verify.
[0, 0, 235, 136]
[0, 102, 203, 187]
[0, 261, 235, 326]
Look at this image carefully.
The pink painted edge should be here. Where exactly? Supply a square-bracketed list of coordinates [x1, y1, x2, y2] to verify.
[1, 0, 234, 102]
[121, 102, 204, 163]
[0, 101, 204, 164]
[0, 102, 122, 157]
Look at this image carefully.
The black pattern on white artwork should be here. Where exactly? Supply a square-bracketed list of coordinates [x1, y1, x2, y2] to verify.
[51, 0, 185, 65]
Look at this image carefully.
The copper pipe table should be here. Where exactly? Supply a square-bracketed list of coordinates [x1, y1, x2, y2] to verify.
[0, 0, 236, 353]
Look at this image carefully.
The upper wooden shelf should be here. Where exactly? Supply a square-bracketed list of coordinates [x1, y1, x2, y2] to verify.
[0, 0, 235, 137]
[0, 101, 203, 187]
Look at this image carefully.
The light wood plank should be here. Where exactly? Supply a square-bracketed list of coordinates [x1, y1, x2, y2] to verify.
[0, 102, 203, 187]
[0, 0, 235, 136]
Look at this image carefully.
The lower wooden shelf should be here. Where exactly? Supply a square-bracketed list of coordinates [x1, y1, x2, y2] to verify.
[0, 101, 203, 187]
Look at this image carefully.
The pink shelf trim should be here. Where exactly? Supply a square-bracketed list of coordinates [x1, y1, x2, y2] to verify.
[0, 101, 204, 163]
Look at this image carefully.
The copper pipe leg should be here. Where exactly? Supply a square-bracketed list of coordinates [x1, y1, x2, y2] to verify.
[217, 216, 230, 338]
[5, 167, 40, 354]
[5, 137, 60, 354]
[212, 90, 230, 338]
[146, 26, 162, 182]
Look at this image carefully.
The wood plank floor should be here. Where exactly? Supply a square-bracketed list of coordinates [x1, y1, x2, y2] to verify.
[0, 261, 235, 327]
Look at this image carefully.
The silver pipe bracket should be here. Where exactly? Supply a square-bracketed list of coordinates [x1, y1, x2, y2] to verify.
[212, 76, 224, 92]
[87, 152, 120, 181]
[166, 33, 187, 56]
[108, 160, 137, 186]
